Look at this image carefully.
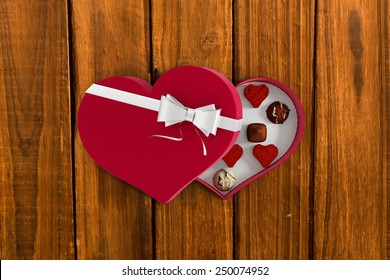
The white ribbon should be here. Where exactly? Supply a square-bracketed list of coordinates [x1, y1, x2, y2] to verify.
[157, 94, 221, 136]
[86, 84, 242, 155]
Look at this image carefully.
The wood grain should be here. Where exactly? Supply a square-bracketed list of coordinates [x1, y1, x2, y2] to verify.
[233, 0, 315, 259]
[314, 0, 388, 259]
[0, 0, 74, 259]
[152, 0, 234, 259]
[383, 0, 390, 260]
[71, 0, 153, 259]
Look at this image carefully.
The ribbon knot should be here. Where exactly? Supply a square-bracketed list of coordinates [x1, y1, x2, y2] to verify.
[185, 108, 195, 122]
[157, 94, 221, 137]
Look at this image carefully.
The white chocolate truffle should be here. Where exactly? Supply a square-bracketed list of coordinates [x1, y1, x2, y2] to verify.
[213, 169, 236, 191]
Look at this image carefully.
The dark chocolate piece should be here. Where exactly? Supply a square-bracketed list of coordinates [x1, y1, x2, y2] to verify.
[266, 101, 290, 124]
[247, 123, 267, 142]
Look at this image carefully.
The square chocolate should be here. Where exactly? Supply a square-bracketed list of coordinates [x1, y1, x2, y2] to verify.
[247, 123, 267, 142]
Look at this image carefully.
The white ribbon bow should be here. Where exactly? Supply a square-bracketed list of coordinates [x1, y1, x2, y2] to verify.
[157, 94, 221, 137]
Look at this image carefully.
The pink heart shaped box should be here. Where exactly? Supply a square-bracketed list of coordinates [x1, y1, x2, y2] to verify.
[78, 66, 242, 204]
[197, 78, 305, 199]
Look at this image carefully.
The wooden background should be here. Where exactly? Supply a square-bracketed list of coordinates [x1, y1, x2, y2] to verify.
[0, 0, 389, 260]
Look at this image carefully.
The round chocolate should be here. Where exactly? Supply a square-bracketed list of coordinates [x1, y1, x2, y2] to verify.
[266, 101, 290, 124]
[212, 169, 236, 191]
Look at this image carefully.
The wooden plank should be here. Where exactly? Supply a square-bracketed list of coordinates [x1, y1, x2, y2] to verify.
[234, 0, 315, 259]
[314, 0, 388, 259]
[152, 0, 233, 259]
[71, 0, 153, 259]
[383, 0, 390, 260]
[0, 0, 74, 259]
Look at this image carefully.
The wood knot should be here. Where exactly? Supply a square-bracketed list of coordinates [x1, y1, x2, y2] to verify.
[200, 32, 219, 53]
[348, 10, 363, 60]
[348, 10, 364, 102]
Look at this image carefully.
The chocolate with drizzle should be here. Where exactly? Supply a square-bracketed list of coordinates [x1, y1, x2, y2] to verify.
[266, 101, 290, 124]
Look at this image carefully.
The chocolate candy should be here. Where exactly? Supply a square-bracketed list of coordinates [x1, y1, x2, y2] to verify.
[247, 123, 267, 142]
[223, 144, 243, 167]
[244, 84, 269, 108]
[266, 101, 290, 124]
[253, 144, 278, 168]
[213, 169, 236, 191]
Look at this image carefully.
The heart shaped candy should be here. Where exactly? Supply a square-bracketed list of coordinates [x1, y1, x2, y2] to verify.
[244, 84, 269, 108]
[78, 66, 242, 204]
[222, 144, 243, 167]
[253, 144, 278, 168]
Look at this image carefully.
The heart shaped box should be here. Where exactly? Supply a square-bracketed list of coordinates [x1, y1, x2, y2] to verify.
[78, 66, 242, 204]
[197, 78, 305, 199]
